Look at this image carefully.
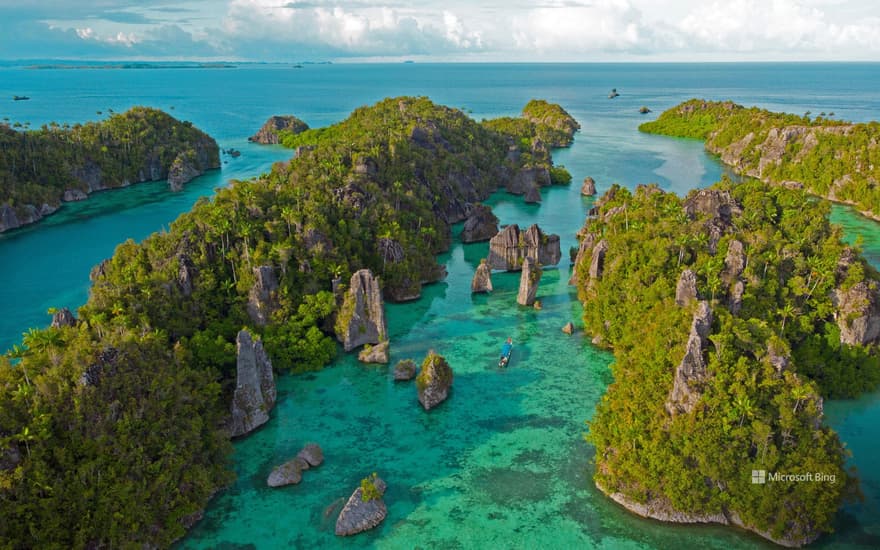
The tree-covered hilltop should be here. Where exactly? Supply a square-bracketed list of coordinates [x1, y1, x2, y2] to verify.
[0, 97, 578, 548]
[0, 107, 220, 232]
[574, 179, 879, 546]
[639, 99, 880, 219]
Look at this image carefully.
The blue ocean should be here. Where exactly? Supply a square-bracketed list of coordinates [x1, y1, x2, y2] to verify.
[0, 62, 878, 548]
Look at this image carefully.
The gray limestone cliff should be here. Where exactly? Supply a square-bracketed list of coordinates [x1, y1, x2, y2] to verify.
[416, 352, 453, 411]
[517, 258, 542, 306]
[471, 260, 493, 293]
[335, 269, 387, 352]
[247, 266, 280, 327]
[581, 177, 597, 196]
[666, 301, 713, 415]
[460, 204, 499, 243]
[675, 269, 698, 306]
[335, 476, 388, 536]
[230, 330, 276, 438]
[487, 224, 561, 271]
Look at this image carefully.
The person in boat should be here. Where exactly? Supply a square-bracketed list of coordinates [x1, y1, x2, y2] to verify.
[499, 337, 513, 367]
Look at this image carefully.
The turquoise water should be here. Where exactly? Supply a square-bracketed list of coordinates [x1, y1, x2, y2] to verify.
[0, 63, 879, 548]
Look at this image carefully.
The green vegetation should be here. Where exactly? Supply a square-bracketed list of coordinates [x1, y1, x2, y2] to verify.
[359, 472, 382, 502]
[640, 99, 880, 217]
[521, 99, 581, 147]
[0, 107, 219, 223]
[577, 179, 878, 544]
[0, 97, 575, 547]
[415, 351, 453, 393]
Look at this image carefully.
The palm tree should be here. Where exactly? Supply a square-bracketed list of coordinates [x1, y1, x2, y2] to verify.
[792, 385, 810, 413]
[733, 395, 754, 427]
[778, 303, 798, 332]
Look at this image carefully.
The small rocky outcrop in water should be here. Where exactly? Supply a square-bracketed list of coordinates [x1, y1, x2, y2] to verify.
[167, 150, 201, 192]
[335, 269, 387, 352]
[460, 204, 499, 243]
[675, 269, 698, 306]
[247, 266, 280, 326]
[358, 341, 390, 364]
[267, 443, 324, 488]
[249, 115, 309, 144]
[562, 322, 575, 335]
[471, 259, 493, 293]
[50, 307, 77, 328]
[416, 352, 453, 411]
[230, 330, 276, 437]
[517, 258, 542, 306]
[666, 302, 713, 415]
[394, 359, 417, 381]
[581, 177, 597, 196]
[524, 184, 542, 204]
[487, 224, 561, 271]
[335, 475, 388, 536]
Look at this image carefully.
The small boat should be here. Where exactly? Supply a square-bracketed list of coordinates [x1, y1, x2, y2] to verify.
[12, 95, 30, 101]
[608, 88, 619, 99]
[499, 339, 513, 368]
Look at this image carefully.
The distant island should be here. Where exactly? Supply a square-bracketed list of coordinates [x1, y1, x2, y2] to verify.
[640, 99, 880, 221]
[575, 180, 879, 546]
[0, 107, 220, 232]
[0, 97, 578, 547]
[25, 63, 237, 70]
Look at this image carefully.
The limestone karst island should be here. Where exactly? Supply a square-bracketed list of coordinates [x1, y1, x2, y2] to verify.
[1, 2, 880, 549]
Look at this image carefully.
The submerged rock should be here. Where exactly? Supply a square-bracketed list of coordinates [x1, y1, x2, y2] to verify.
[335, 269, 387, 352]
[394, 359, 417, 381]
[517, 257, 542, 306]
[249, 115, 309, 144]
[666, 302, 713, 415]
[460, 204, 499, 243]
[358, 341, 390, 364]
[487, 224, 561, 271]
[230, 330, 276, 437]
[471, 259, 493, 293]
[416, 352, 453, 411]
[335, 476, 388, 536]
[50, 307, 77, 328]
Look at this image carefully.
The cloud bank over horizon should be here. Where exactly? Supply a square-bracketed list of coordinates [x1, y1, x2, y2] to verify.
[0, 0, 878, 61]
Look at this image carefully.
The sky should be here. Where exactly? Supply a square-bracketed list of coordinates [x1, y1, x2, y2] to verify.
[0, 0, 878, 62]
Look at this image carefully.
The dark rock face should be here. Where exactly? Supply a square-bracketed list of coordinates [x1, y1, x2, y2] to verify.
[50, 307, 77, 328]
[471, 260, 493, 293]
[335, 477, 388, 536]
[0, 444, 21, 471]
[675, 269, 698, 306]
[416, 352, 453, 411]
[506, 166, 551, 195]
[394, 359, 417, 381]
[63, 189, 88, 202]
[249, 115, 309, 144]
[377, 238, 404, 264]
[487, 224, 561, 271]
[581, 177, 597, 196]
[0, 204, 20, 233]
[336, 269, 387, 352]
[832, 281, 880, 346]
[358, 341, 390, 364]
[247, 266, 280, 327]
[167, 150, 202, 192]
[517, 257, 542, 306]
[524, 184, 542, 204]
[461, 204, 499, 243]
[90, 259, 110, 283]
[667, 302, 713, 415]
[177, 254, 196, 296]
[683, 189, 743, 255]
[589, 239, 609, 281]
[230, 330, 276, 438]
